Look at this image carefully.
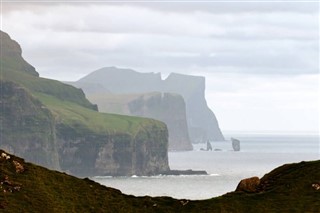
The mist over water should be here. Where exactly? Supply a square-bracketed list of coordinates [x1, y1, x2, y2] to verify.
[93, 134, 319, 200]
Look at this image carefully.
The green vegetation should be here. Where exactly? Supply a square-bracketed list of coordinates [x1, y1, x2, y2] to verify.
[35, 92, 163, 136]
[1, 30, 169, 176]
[0, 37, 166, 139]
[1, 67, 96, 110]
[0, 151, 319, 212]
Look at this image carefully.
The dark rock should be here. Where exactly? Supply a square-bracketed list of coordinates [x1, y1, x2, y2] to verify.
[162, 169, 208, 175]
[207, 141, 212, 151]
[236, 176, 260, 192]
[231, 137, 241, 151]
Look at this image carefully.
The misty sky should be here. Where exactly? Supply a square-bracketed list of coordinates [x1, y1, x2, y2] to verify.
[1, 1, 319, 133]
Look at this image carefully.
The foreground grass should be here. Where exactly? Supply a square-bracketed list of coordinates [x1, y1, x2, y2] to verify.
[1, 151, 319, 213]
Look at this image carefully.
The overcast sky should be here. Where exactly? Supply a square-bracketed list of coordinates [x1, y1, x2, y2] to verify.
[1, 1, 319, 133]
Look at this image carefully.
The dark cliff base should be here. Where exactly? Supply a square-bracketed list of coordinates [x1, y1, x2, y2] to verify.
[0, 150, 319, 213]
[162, 169, 207, 176]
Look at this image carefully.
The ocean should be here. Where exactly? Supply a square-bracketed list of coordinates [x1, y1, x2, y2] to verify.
[92, 133, 319, 200]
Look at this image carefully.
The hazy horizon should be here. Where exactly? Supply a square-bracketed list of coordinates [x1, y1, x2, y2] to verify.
[1, 1, 319, 133]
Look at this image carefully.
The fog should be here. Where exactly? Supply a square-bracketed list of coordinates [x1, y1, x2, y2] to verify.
[2, 1, 319, 132]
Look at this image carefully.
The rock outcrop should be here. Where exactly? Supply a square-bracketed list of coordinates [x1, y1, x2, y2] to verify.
[235, 176, 260, 193]
[71, 67, 224, 144]
[0, 30, 170, 176]
[231, 137, 241, 151]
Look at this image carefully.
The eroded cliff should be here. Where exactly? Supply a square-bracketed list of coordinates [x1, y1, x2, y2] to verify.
[0, 30, 170, 176]
[0, 81, 60, 170]
[72, 67, 224, 144]
[87, 92, 193, 151]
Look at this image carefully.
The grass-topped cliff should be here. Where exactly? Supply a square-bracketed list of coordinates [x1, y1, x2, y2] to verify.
[0, 30, 169, 176]
[72, 66, 225, 144]
[0, 150, 319, 212]
[87, 92, 193, 151]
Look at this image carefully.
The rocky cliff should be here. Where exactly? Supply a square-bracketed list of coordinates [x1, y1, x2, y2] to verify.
[163, 73, 224, 142]
[88, 92, 193, 151]
[0, 81, 60, 170]
[0, 30, 169, 176]
[73, 67, 224, 144]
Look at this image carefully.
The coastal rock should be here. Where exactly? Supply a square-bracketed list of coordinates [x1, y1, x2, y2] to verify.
[163, 73, 224, 143]
[70, 67, 225, 144]
[57, 123, 169, 176]
[0, 30, 170, 177]
[231, 138, 241, 151]
[87, 92, 193, 151]
[236, 176, 260, 192]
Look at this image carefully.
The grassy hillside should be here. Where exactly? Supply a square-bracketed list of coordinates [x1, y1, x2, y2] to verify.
[1, 30, 169, 176]
[2, 66, 96, 111]
[0, 32, 166, 137]
[36, 92, 162, 135]
[0, 150, 319, 212]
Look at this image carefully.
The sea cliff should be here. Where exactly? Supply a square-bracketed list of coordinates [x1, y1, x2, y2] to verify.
[0, 30, 170, 176]
[70, 66, 224, 145]
[87, 92, 193, 151]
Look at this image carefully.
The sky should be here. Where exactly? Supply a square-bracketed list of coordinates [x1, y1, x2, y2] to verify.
[1, 0, 319, 133]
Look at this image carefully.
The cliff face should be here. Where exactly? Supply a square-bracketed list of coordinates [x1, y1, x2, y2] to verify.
[56, 122, 169, 176]
[87, 92, 193, 151]
[0, 30, 169, 176]
[0, 81, 60, 170]
[128, 93, 192, 150]
[163, 73, 224, 142]
[74, 67, 224, 143]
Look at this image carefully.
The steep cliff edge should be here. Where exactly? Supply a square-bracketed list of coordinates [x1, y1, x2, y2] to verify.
[73, 67, 224, 143]
[88, 92, 193, 151]
[0, 81, 60, 170]
[163, 73, 224, 142]
[0, 31, 38, 77]
[0, 30, 169, 176]
[0, 151, 319, 212]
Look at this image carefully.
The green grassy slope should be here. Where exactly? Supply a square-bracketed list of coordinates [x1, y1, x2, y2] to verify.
[36, 92, 163, 135]
[1, 30, 169, 176]
[0, 32, 166, 137]
[0, 150, 319, 212]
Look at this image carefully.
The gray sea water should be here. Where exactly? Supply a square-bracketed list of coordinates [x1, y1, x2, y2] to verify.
[92, 134, 319, 200]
